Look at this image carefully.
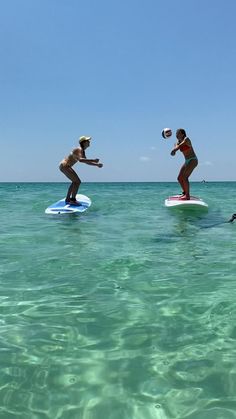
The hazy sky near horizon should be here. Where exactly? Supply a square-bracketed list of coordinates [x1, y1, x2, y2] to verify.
[1, 0, 236, 182]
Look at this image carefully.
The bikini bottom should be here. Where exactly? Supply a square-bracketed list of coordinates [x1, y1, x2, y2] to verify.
[185, 157, 198, 165]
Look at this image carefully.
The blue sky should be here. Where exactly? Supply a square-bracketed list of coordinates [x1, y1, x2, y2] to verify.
[1, 0, 236, 182]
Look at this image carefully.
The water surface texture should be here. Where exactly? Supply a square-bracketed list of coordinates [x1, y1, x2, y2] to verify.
[0, 182, 236, 419]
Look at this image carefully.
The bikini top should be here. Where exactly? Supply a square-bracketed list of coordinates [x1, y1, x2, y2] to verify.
[179, 143, 191, 152]
[69, 149, 86, 162]
[179, 138, 191, 152]
[69, 151, 80, 162]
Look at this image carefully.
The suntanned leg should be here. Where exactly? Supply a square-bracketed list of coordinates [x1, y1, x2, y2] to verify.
[177, 164, 187, 195]
[66, 183, 74, 201]
[59, 166, 81, 203]
[71, 179, 81, 200]
[182, 178, 190, 199]
[179, 160, 198, 199]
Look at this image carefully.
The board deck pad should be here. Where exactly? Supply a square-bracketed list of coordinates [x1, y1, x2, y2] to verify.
[165, 195, 208, 210]
[45, 194, 91, 215]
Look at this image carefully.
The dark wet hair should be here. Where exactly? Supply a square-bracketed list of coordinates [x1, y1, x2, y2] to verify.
[176, 128, 186, 137]
[80, 142, 87, 158]
[229, 214, 236, 223]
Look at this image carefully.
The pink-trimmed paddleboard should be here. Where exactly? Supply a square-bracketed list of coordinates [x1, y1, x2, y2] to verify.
[165, 195, 208, 210]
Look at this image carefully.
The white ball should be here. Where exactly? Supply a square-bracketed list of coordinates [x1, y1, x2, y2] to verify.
[162, 128, 172, 139]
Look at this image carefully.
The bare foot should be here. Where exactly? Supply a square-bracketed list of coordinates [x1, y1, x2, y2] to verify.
[65, 199, 81, 206]
[69, 200, 81, 206]
[178, 195, 190, 200]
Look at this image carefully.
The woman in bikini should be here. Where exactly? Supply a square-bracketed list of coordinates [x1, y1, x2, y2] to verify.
[170, 128, 198, 200]
[59, 136, 103, 205]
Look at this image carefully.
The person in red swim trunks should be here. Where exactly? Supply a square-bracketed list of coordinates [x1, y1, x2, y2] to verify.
[170, 128, 198, 200]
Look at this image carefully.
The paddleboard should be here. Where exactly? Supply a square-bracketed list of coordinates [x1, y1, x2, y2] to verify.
[45, 194, 91, 215]
[165, 195, 208, 210]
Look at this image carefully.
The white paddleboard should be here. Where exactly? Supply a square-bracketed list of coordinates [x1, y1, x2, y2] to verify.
[165, 195, 208, 210]
[45, 194, 91, 215]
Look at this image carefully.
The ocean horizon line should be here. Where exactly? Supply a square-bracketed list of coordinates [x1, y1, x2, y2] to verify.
[0, 180, 236, 184]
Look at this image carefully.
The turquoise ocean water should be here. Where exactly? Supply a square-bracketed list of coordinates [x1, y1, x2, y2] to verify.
[1, 182, 236, 419]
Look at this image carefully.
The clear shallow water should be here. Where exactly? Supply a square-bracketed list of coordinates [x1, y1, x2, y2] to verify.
[0, 182, 236, 419]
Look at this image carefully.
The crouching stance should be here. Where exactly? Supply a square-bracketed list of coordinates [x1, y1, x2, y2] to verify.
[59, 136, 103, 205]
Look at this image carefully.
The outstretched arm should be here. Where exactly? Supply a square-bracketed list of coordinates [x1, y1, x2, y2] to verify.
[79, 157, 103, 167]
[75, 148, 103, 167]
